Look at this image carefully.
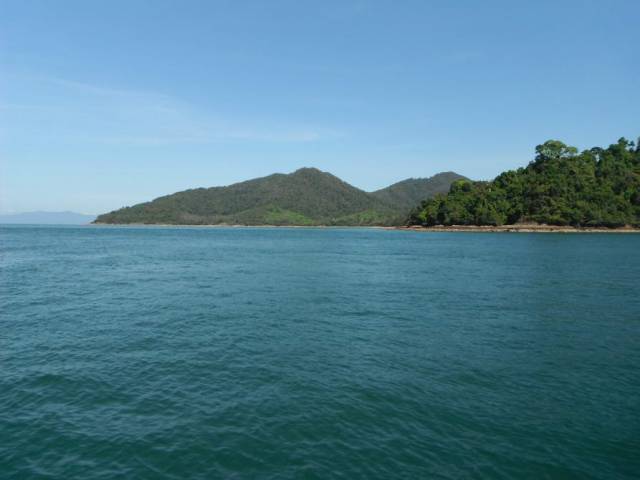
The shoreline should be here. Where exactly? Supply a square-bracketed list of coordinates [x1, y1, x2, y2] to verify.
[392, 224, 640, 233]
[88, 222, 640, 232]
[89, 223, 388, 229]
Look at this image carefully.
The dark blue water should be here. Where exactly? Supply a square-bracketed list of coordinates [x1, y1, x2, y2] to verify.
[1, 225, 639, 479]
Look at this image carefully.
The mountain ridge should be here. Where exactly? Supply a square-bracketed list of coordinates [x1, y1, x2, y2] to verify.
[94, 169, 466, 226]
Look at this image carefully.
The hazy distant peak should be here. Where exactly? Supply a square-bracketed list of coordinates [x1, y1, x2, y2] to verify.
[0, 211, 96, 224]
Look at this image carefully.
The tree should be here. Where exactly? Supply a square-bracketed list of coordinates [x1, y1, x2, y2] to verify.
[408, 137, 640, 228]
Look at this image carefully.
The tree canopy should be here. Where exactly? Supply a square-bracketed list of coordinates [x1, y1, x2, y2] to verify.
[94, 168, 464, 226]
[408, 138, 640, 228]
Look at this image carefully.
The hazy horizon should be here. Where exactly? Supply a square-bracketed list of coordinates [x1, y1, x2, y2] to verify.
[2, 0, 639, 214]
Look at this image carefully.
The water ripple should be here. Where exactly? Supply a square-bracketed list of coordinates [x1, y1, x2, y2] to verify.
[1, 226, 639, 478]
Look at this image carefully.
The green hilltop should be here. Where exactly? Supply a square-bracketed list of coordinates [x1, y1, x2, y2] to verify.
[409, 137, 640, 228]
[94, 168, 465, 226]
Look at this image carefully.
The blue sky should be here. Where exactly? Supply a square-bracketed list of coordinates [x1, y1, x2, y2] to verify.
[1, 0, 638, 214]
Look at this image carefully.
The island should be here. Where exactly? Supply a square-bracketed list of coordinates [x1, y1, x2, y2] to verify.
[93, 137, 639, 231]
[93, 169, 465, 226]
[407, 138, 640, 231]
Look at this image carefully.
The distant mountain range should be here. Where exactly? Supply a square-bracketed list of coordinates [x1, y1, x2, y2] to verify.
[94, 169, 466, 226]
[0, 211, 96, 225]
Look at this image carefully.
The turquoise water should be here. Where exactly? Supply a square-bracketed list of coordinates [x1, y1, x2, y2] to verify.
[1, 225, 639, 479]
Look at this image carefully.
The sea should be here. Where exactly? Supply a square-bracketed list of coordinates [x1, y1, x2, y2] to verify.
[1, 225, 639, 479]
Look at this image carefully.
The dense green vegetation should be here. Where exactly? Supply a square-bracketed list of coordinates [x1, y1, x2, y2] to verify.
[371, 173, 466, 211]
[94, 168, 464, 226]
[409, 138, 640, 228]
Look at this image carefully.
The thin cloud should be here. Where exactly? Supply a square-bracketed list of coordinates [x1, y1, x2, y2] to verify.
[3, 75, 339, 145]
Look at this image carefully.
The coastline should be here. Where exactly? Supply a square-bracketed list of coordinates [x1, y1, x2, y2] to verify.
[392, 224, 640, 233]
[89, 223, 388, 229]
[89, 222, 640, 232]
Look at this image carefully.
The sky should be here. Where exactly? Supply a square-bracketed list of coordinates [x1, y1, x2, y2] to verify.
[1, 0, 638, 214]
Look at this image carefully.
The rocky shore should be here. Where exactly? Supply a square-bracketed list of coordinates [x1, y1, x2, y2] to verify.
[394, 224, 640, 233]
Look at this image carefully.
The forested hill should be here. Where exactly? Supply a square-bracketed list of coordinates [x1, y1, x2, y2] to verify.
[409, 138, 640, 228]
[94, 168, 465, 226]
[371, 172, 466, 211]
